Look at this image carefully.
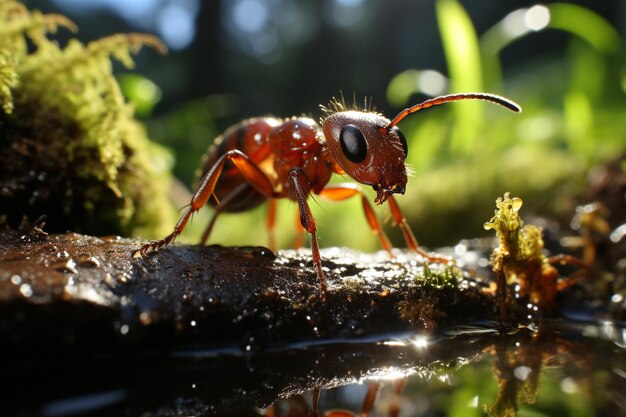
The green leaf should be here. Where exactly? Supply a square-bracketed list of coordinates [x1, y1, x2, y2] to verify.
[435, 0, 484, 155]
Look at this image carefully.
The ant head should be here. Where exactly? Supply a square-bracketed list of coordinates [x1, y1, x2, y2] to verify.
[322, 109, 408, 205]
[321, 93, 521, 204]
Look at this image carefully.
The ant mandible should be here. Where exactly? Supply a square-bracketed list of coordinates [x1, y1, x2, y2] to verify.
[134, 93, 521, 298]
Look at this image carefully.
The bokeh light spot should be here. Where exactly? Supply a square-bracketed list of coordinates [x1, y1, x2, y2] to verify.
[525, 5, 550, 32]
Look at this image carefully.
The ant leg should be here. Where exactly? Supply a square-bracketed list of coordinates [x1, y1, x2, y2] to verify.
[311, 387, 321, 417]
[200, 183, 251, 246]
[548, 254, 590, 269]
[547, 254, 590, 290]
[262, 404, 276, 417]
[286, 395, 309, 417]
[318, 183, 393, 256]
[267, 199, 277, 251]
[386, 195, 451, 264]
[388, 379, 406, 417]
[288, 167, 327, 298]
[294, 211, 306, 249]
[134, 150, 275, 257]
[360, 382, 381, 417]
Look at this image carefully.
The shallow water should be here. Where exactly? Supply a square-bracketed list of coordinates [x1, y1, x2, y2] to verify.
[5, 319, 625, 417]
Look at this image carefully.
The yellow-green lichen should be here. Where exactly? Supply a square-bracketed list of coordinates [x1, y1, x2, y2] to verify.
[0, 1, 176, 237]
[484, 193, 543, 264]
[485, 192, 559, 311]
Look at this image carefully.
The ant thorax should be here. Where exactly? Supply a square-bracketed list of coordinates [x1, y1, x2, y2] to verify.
[268, 117, 334, 197]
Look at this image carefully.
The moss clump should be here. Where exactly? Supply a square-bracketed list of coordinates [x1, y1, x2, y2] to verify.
[0, 1, 176, 237]
[484, 192, 559, 312]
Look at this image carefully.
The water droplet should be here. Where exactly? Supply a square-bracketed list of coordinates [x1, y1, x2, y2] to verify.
[454, 244, 467, 256]
[103, 273, 116, 287]
[76, 254, 100, 268]
[53, 258, 78, 274]
[139, 311, 152, 325]
[190, 320, 197, 327]
[610, 223, 626, 243]
[511, 197, 523, 211]
[513, 366, 532, 381]
[116, 273, 130, 284]
[483, 222, 495, 231]
[253, 246, 275, 259]
[120, 324, 130, 335]
[101, 235, 123, 242]
[20, 283, 33, 298]
[11, 275, 22, 285]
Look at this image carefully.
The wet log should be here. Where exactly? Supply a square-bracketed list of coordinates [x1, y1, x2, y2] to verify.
[0, 224, 501, 414]
[0, 225, 496, 354]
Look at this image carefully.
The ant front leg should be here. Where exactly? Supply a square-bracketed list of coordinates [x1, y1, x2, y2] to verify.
[288, 167, 328, 298]
[386, 195, 451, 264]
[318, 183, 394, 256]
[134, 150, 275, 257]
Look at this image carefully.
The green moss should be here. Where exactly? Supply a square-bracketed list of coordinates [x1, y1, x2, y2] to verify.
[395, 264, 463, 331]
[420, 264, 461, 290]
[0, 1, 176, 237]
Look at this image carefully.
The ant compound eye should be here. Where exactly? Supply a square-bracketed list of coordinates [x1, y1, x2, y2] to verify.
[393, 127, 408, 160]
[339, 124, 367, 163]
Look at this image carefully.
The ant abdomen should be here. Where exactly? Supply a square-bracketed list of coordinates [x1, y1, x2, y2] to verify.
[198, 117, 279, 212]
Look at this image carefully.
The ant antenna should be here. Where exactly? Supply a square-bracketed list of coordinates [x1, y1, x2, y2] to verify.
[385, 93, 521, 132]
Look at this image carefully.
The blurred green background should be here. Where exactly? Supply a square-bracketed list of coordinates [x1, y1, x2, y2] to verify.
[30, 0, 626, 251]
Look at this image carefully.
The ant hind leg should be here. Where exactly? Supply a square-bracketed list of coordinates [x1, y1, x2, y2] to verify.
[200, 183, 253, 246]
[133, 150, 276, 258]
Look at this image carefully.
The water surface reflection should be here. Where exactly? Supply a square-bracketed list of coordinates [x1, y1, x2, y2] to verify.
[6, 321, 625, 416]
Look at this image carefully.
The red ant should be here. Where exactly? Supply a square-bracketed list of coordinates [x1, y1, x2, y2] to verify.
[134, 93, 521, 298]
